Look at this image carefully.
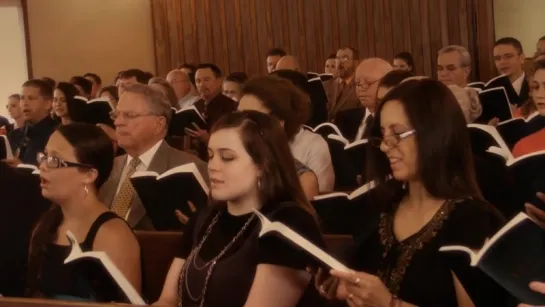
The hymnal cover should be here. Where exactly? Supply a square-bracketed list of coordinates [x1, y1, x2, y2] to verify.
[311, 180, 378, 234]
[328, 134, 369, 181]
[307, 77, 329, 126]
[16, 164, 40, 175]
[467, 124, 514, 161]
[439, 212, 545, 305]
[253, 209, 350, 272]
[496, 112, 545, 149]
[64, 231, 146, 305]
[477, 87, 513, 123]
[309, 122, 344, 140]
[168, 105, 207, 137]
[0, 135, 13, 160]
[84, 98, 115, 127]
[130, 163, 209, 231]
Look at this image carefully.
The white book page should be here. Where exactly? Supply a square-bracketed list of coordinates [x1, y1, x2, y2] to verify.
[312, 192, 350, 201]
[157, 163, 209, 195]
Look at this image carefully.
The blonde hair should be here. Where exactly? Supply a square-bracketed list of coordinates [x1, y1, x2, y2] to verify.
[448, 85, 482, 122]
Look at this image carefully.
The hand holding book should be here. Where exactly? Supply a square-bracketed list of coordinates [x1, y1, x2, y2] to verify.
[520, 282, 545, 307]
[525, 192, 545, 229]
[175, 201, 197, 225]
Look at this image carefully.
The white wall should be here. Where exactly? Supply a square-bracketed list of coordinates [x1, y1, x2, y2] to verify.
[0, 0, 28, 118]
[26, 0, 155, 86]
[494, 0, 544, 56]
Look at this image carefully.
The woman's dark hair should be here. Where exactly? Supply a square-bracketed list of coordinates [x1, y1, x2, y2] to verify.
[242, 75, 310, 141]
[69, 76, 93, 97]
[225, 72, 248, 85]
[98, 86, 119, 103]
[394, 51, 415, 73]
[26, 123, 114, 297]
[55, 82, 87, 122]
[365, 79, 482, 210]
[211, 111, 316, 217]
[377, 70, 414, 89]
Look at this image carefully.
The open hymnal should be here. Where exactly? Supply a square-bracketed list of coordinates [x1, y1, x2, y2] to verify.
[130, 163, 209, 231]
[477, 87, 514, 123]
[468, 124, 514, 160]
[0, 135, 13, 160]
[85, 98, 115, 126]
[439, 212, 545, 305]
[306, 122, 345, 140]
[253, 209, 350, 272]
[168, 105, 207, 137]
[64, 231, 146, 305]
[16, 163, 40, 175]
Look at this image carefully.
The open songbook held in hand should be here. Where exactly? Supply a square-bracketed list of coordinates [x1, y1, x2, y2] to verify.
[168, 105, 207, 136]
[0, 135, 13, 160]
[64, 231, 146, 305]
[439, 212, 545, 305]
[253, 209, 350, 272]
[130, 163, 209, 231]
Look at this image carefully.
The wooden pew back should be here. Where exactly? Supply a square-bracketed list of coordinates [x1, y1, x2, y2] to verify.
[135, 230, 182, 303]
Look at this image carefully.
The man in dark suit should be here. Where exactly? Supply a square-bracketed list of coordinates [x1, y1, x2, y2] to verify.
[0, 162, 50, 296]
[323, 47, 361, 121]
[493, 37, 529, 106]
[99, 84, 208, 230]
[6, 79, 57, 166]
[186, 63, 237, 145]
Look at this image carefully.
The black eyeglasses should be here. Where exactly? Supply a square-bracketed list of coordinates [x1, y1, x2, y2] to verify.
[369, 130, 416, 148]
[37, 152, 93, 169]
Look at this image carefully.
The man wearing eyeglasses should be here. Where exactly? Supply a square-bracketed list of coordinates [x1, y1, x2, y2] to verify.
[493, 37, 529, 106]
[99, 83, 208, 230]
[4, 79, 56, 167]
[437, 45, 472, 88]
[324, 47, 361, 121]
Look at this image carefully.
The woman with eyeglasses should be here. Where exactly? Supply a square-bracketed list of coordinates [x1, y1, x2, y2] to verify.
[314, 79, 509, 307]
[26, 123, 141, 302]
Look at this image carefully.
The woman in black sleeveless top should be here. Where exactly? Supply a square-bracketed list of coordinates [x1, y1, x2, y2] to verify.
[26, 123, 141, 302]
[155, 111, 326, 307]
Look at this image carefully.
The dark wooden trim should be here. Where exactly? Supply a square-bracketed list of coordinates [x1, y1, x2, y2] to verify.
[21, 0, 33, 79]
[149, 0, 158, 75]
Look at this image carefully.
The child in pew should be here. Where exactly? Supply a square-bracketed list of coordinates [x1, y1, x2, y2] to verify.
[26, 123, 141, 302]
[154, 111, 326, 307]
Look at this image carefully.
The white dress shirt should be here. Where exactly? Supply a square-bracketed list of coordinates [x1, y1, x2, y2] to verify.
[289, 129, 335, 192]
[355, 108, 373, 141]
[512, 73, 526, 96]
[114, 140, 163, 219]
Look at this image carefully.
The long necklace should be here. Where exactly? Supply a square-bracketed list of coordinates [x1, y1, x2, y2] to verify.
[178, 211, 256, 307]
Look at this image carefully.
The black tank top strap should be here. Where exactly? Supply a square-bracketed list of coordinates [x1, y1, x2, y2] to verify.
[82, 211, 123, 249]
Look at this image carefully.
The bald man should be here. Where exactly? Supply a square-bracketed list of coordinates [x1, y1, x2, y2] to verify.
[353, 58, 393, 140]
[166, 69, 199, 109]
[275, 55, 300, 71]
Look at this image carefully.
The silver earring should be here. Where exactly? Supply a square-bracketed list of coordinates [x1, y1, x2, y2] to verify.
[84, 185, 89, 196]
[257, 179, 261, 190]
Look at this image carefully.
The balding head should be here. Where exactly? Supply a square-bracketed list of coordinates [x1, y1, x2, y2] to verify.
[275, 55, 300, 71]
[166, 69, 191, 100]
[355, 58, 393, 112]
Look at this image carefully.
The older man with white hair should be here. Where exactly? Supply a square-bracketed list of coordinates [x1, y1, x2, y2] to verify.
[437, 45, 472, 88]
